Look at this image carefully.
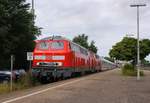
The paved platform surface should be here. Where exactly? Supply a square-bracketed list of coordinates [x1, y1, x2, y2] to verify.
[1, 69, 150, 103]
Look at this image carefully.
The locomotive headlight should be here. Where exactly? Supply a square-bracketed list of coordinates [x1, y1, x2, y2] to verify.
[52, 55, 65, 60]
[55, 62, 63, 66]
[34, 55, 46, 60]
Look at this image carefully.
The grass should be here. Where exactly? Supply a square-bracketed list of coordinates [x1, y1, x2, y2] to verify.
[0, 83, 10, 94]
[122, 64, 144, 76]
[0, 73, 40, 94]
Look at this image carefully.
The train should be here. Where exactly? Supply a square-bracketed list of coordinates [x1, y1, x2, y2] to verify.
[101, 57, 117, 70]
[32, 36, 116, 83]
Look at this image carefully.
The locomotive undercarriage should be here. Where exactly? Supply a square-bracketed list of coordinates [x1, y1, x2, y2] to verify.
[32, 66, 74, 83]
[32, 66, 99, 83]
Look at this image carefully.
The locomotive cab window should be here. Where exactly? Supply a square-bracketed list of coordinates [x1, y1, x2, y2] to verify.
[51, 41, 64, 50]
[37, 41, 49, 50]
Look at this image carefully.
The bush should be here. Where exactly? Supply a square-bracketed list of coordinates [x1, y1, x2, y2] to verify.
[122, 64, 144, 76]
[15, 73, 40, 89]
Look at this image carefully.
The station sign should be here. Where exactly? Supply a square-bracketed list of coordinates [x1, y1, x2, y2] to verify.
[27, 52, 33, 61]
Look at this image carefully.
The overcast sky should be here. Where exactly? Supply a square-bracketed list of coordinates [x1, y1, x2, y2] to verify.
[27, 0, 150, 60]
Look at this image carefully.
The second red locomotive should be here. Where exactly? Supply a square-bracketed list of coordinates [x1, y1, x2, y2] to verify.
[32, 36, 102, 83]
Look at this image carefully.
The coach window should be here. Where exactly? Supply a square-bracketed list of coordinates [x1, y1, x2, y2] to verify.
[84, 49, 88, 55]
[70, 43, 80, 53]
[51, 41, 64, 50]
[75, 45, 80, 53]
[80, 47, 83, 54]
[80, 48, 88, 56]
[70, 43, 76, 51]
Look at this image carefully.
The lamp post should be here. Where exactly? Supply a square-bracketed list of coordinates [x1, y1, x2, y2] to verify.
[31, 0, 34, 15]
[31, 0, 35, 22]
[10, 55, 14, 91]
[130, 4, 146, 80]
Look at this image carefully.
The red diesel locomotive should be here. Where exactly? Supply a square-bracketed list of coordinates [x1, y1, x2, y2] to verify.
[32, 36, 102, 83]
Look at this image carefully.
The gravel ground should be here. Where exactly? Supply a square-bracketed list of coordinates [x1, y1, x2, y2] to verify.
[1, 68, 150, 103]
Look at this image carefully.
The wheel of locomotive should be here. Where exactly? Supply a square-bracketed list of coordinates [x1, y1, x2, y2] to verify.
[40, 76, 49, 84]
[60, 73, 65, 80]
[71, 72, 76, 78]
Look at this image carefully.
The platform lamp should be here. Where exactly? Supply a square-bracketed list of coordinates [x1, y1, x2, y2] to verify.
[130, 3, 146, 80]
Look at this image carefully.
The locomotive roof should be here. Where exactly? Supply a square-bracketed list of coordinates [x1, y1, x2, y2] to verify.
[40, 36, 69, 41]
[40, 36, 88, 49]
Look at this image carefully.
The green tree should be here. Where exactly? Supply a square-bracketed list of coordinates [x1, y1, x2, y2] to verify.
[73, 34, 89, 49]
[0, 0, 40, 69]
[109, 37, 150, 64]
[72, 34, 98, 53]
[141, 59, 150, 66]
[104, 57, 114, 62]
[140, 39, 150, 60]
[88, 40, 97, 53]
